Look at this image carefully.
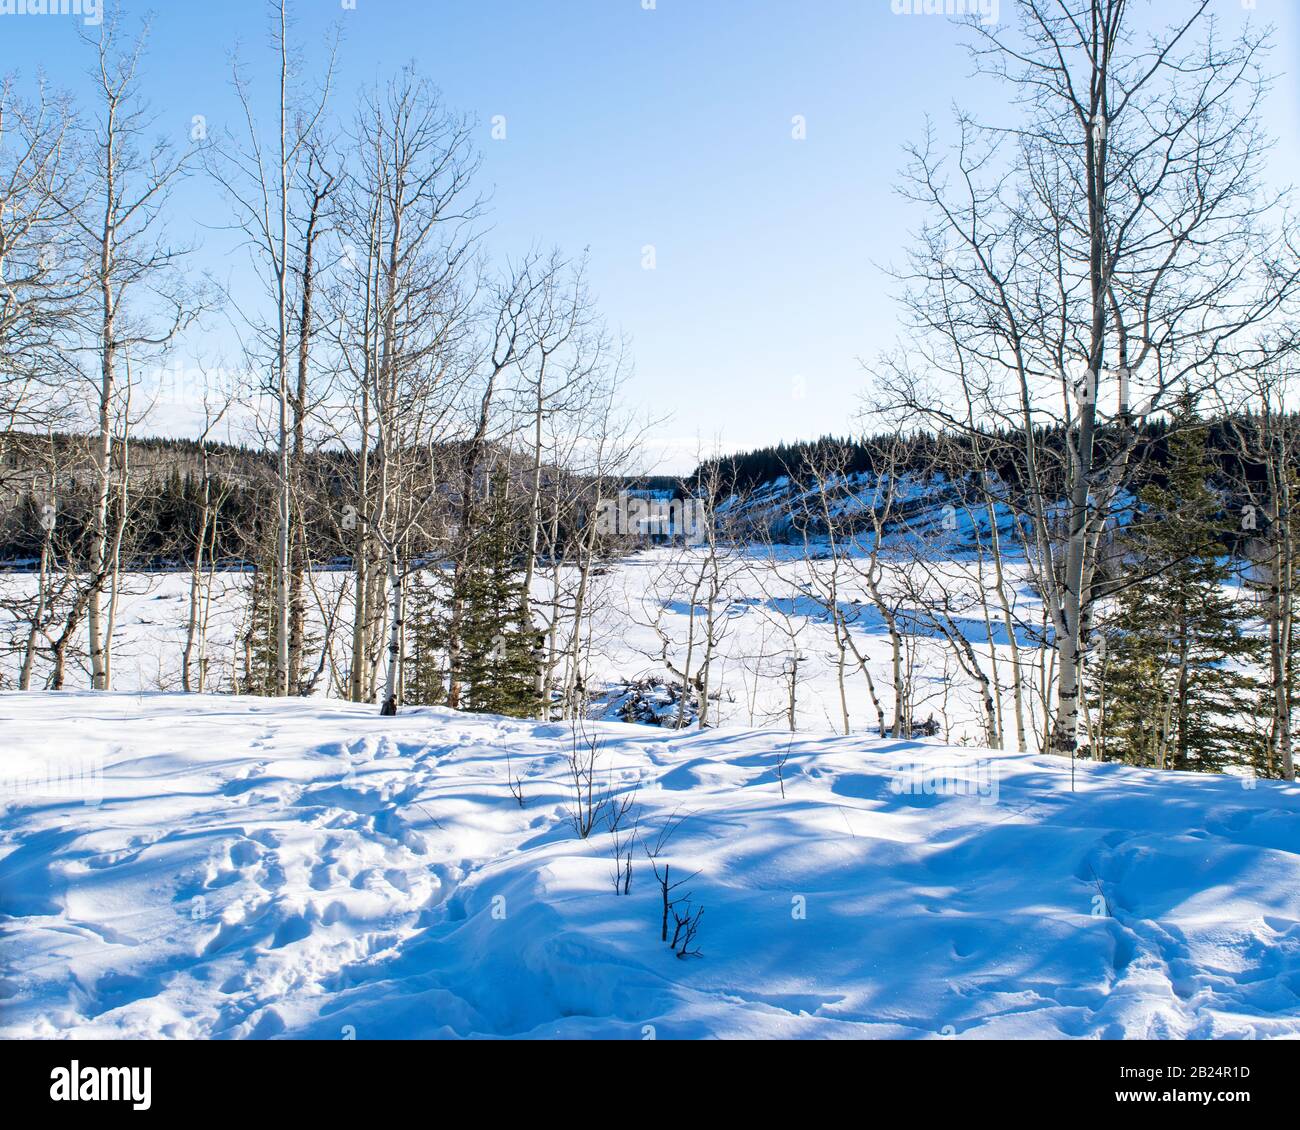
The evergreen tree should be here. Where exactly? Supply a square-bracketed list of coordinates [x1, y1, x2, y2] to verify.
[240, 562, 280, 696]
[405, 567, 448, 707]
[456, 468, 542, 718]
[1090, 405, 1260, 771]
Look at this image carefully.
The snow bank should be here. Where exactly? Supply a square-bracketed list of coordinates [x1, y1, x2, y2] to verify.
[2, 692, 1299, 1039]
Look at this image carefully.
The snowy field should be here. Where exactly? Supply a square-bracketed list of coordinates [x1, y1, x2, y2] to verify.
[0, 542, 1041, 742]
[3, 691, 1300, 1039]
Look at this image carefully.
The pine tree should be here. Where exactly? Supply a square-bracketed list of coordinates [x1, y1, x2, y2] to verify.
[405, 567, 448, 707]
[456, 468, 542, 718]
[1091, 405, 1260, 771]
[240, 561, 279, 696]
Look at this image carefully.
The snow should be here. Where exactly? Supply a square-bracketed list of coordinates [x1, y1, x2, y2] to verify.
[4, 691, 1300, 1039]
[0, 542, 1041, 740]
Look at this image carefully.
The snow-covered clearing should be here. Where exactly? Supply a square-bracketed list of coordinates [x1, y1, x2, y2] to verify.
[0, 542, 1041, 742]
[3, 692, 1299, 1039]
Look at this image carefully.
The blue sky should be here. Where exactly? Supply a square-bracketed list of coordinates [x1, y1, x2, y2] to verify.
[3, 0, 1297, 471]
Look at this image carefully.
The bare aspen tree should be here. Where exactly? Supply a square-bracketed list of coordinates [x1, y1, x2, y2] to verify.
[76, 16, 202, 691]
[627, 458, 742, 730]
[878, 0, 1300, 757]
[684, 457, 745, 729]
[181, 393, 232, 693]
[749, 521, 811, 734]
[331, 72, 481, 714]
[837, 435, 914, 738]
[897, 545, 1003, 749]
[211, 0, 336, 696]
[555, 368, 650, 719]
[905, 432, 1029, 750]
[0, 76, 84, 455]
[511, 255, 607, 643]
[283, 148, 337, 693]
[330, 158, 384, 704]
[1223, 369, 1300, 780]
[8, 432, 61, 689]
[521, 337, 646, 722]
[0, 75, 85, 689]
[968, 452, 1029, 752]
[776, 445, 851, 735]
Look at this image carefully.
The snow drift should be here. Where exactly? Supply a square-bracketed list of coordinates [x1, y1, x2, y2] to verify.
[2, 692, 1299, 1039]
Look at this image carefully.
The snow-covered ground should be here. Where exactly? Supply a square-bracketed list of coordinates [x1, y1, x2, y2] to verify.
[0, 542, 1041, 743]
[3, 691, 1299, 1039]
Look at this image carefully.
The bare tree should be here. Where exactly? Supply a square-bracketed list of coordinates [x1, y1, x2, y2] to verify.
[628, 478, 742, 731]
[75, 16, 203, 690]
[180, 391, 233, 693]
[1222, 368, 1300, 780]
[877, 0, 1300, 759]
[331, 70, 482, 715]
[443, 256, 549, 709]
[0, 75, 84, 458]
[210, 0, 336, 696]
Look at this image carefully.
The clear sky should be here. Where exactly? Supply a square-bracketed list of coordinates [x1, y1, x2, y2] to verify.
[3, 0, 1297, 471]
